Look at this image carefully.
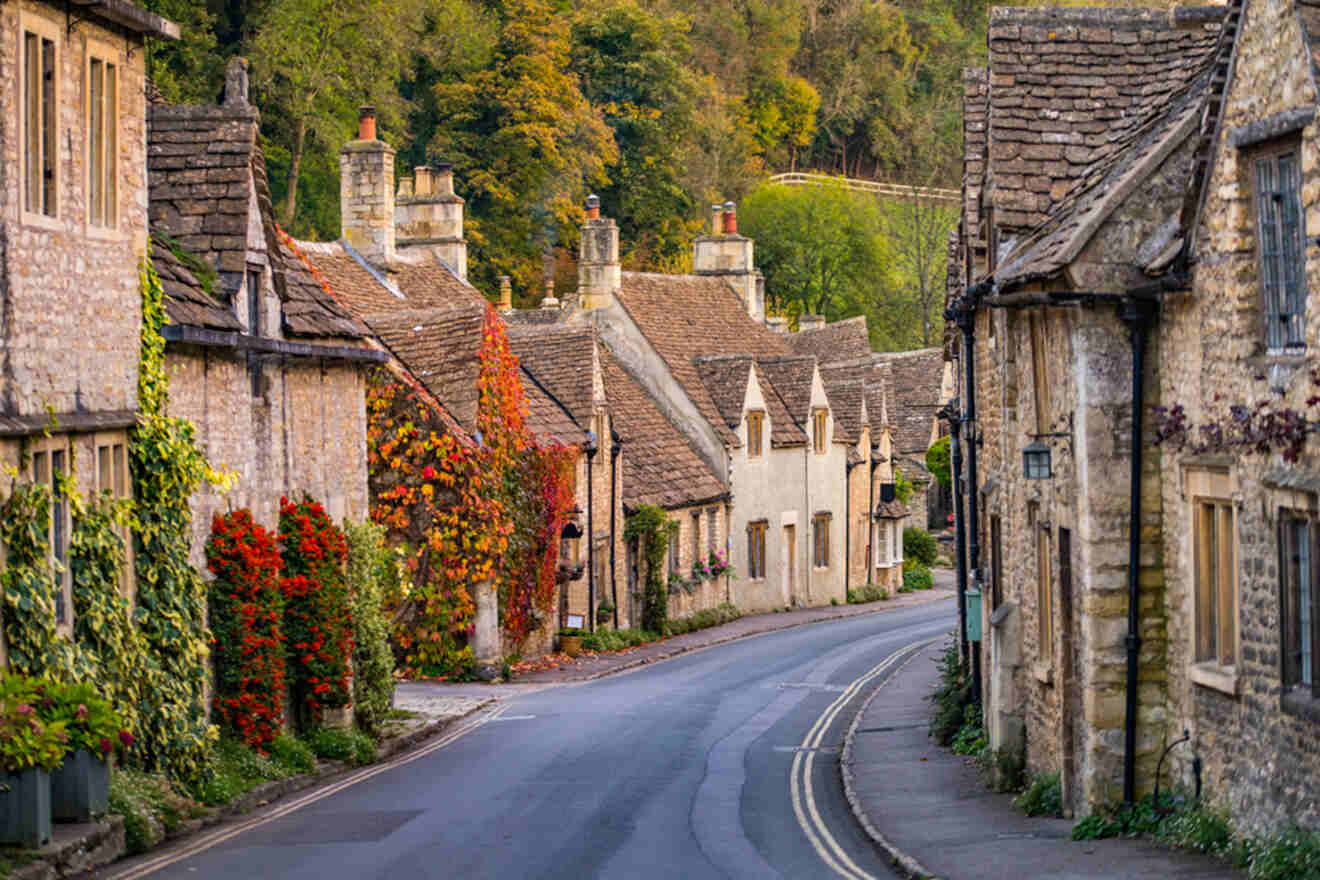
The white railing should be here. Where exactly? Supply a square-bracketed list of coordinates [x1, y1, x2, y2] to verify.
[768, 172, 961, 205]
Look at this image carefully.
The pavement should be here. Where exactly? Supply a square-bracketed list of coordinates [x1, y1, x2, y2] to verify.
[843, 643, 1243, 880]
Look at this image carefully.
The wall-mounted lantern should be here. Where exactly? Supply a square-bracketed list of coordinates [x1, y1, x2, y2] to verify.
[1023, 441, 1052, 480]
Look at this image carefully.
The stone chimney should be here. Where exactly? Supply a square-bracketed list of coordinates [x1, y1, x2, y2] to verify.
[767, 315, 788, 334]
[542, 278, 560, 310]
[339, 106, 395, 265]
[498, 275, 513, 313]
[799, 314, 825, 332]
[693, 199, 761, 320]
[396, 161, 468, 280]
[577, 194, 621, 311]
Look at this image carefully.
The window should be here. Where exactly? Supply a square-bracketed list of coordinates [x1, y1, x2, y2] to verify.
[706, 508, 718, 557]
[747, 411, 764, 458]
[747, 521, 767, 579]
[990, 515, 1003, 609]
[24, 28, 57, 216]
[30, 439, 72, 625]
[1033, 505, 1053, 662]
[813, 409, 828, 454]
[874, 521, 888, 566]
[1194, 498, 1237, 667]
[1279, 513, 1319, 700]
[691, 511, 701, 564]
[668, 529, 680, 576]
[94, 435, 133, 596]
[247, 267, 263, 336]
[88, 54, 119, 227]
[1253, 145, 1306, 350]
[812, 513, 831, 568]
[1030, 314, 1049, 434]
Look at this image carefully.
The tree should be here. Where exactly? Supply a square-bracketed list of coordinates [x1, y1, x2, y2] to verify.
[572, 0, 705, 271]
[885, 190, 956, 347]
[427, 0, 618, 296]
[250, 0, 435, 230]
[142, 0, 222, 104]
[741, 180, 889, 320]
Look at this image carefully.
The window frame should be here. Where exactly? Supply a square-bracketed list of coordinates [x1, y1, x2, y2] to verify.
[85, 40, 121, 229]
[1250, 138, 1307, 353]
[21, 15, 61, 222]
[667, 528, 680, 577]
[812, 409, 828, 455]
[691, 510, 701, 566]
[1193, 496, 1238, 670]
[812, 512, 831, 569]
[1032, 505, 1053, 666]
[747, 520, 767, 580]
[29, 434, 74, 631]
[92, 430, 134, 598]
[1279, 511, 1320, 705]
[747, 410, 764, 459]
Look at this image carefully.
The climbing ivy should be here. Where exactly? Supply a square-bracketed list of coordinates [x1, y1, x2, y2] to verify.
[624, 505, 678, 634]
[344, 520, 397, 735]
[129, 253, 217, 782]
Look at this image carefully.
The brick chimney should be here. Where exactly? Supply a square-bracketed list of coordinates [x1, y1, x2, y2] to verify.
[693, 199, 761, 319]
[396, 161, 468, 280]
[577, 194, 620, 311]
[339, 106, 395, 265]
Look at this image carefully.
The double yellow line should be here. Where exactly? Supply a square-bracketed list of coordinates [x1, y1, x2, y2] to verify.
[105, 703, 511, 880]
[789, 638, 933, 880]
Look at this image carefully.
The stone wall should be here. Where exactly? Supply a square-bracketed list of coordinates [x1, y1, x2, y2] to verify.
[165, 347, 369, 568]
[0, 2, 147, 419]
[1157, 0, 1320, 835]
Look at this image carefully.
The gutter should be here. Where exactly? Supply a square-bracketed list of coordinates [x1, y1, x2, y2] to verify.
[162, 324, 388, 364]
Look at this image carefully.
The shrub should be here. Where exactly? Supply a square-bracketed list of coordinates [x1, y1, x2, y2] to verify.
[110, 769, 205, 853]
[580, 629, 653, 652]
[267, 734, 316, 775]
[1156, 804, 1234, 856]
[192, 737, 295, 806]
[664, 603, 741, 636]
[344, 520, 396, 736]
[904, 527, 939, 567]
[305, 728, 377, 766]
[951, 705, 986, 756]
[847, 584, 889, 603]
[1243, 827, 1320, 880]
[925, 436, 951, 488]
[1016, 772, 1063, 818]
[206, 510, 285, 749]
[279, 497, 353, 728]
[903, 564, 933, 592]
[927, 639, 970, 746]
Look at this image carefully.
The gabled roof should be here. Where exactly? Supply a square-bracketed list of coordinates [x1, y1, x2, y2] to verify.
[985, 6, 1221, 235]
[150, 237, 241, 332]
[148, 102, 366, 339]
[601, 351, 728, 511]
[874, 348, 944, 456]
[785, 316, 872, 365]
[294, 242, 481, 322]
[692, 356, 807, 447]
[506, 324, 598, 428]
[755, 357, 818, 426]
[615, 271, 791, 445]
[866, 361, 891, 441]
[819, 360, 870, 445]
[521, 368, 589, 447]
[369, 307, 486, 433]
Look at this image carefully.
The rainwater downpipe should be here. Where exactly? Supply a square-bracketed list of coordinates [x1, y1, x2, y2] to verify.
[586, 437, 598, 633]
[949, 408, 970, 664]
[958, 301, 982, 708]
[1120, 297, 1155, 806]
[846, 457, 863, 597]
[611, 436, 622, 629]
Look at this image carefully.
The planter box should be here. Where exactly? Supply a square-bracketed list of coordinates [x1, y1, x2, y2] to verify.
[51, 749, 109, 822]
[0, 767, 52, 848]
[560, 635, 582, 658]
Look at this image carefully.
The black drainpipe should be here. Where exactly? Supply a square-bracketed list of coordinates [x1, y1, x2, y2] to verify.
[1120, 297, 1155, 805]
[586, 437, 598, 633]
[611, 435, 622, 629]
[944, 402, 970, 664]
[957, 299, 982, 709]
[869, 452, 881, 575]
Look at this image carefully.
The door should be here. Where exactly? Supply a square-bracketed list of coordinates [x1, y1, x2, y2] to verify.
[784, 524, 797, 606]
[1058, 527, 1077, 814]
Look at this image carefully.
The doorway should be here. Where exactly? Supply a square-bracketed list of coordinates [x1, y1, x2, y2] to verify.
[783, 524, 797, 605]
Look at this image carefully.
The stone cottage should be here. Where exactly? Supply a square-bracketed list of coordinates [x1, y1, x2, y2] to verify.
[953, 0, 1320, 831]
[0, 0, 177, 655]
[147, 61, 384, 563]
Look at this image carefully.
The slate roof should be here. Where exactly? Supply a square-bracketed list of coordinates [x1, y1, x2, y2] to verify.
[615, 271, 791, 446]
[866, 361, 891, 442]
[785, 316, 872, 365]
[874, 348, 944, 456]
[819, 360, 870, 445]
[755, 357, 818, 426]
[601, 351, 728, 511]
[148, 102, 366, 339]
[368, 307, 486, 432]
[985, 6, 1221, 235]
[506, 324, 598, 428]
[692, 357, 807, 447]
[963, 67, 990, 259]
[150, 237, 241, 332]
[521, 369, 589, 447]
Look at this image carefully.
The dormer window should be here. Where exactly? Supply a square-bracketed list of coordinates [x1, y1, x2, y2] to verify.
[747, 410, 764, 458]
[813, 409, 827, 454]
[1252, 143, 1306, 351]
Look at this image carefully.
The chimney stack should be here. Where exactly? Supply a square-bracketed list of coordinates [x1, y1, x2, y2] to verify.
[799, 314, 825, 332]
[339, 105, 395, 265]
[542, 278, 560, 310]
[694, 196, 761, 320]
[498, 275, 513, 312]
[766, 315, 788, 334]
[395, 160, 468, 280]
[577, 195, 620, 311]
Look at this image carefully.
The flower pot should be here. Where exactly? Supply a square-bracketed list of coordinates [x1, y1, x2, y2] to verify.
[560, 635, 582, 658]
[51, 749, 109, 822]
[0, 768, 52, 848]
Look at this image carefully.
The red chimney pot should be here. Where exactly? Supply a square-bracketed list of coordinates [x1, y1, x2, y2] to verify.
[722, 201, 737, 235]
[358, 106, 377, 141]
[585, 194, 601, 220]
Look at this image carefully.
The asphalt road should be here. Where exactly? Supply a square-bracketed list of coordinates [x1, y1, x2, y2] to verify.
[129, 602, 954, 880]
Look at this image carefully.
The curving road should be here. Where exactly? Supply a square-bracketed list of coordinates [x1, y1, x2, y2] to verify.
[110, 601, 954, 879]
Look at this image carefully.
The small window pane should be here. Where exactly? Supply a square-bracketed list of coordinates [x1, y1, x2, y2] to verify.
[106, 63, 117, 225]
[90, 59, 104, 225]
[41, 39, 56, 215]
[98, 444, 112, 493]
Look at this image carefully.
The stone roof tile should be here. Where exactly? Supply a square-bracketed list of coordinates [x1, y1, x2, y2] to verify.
[521, 368, 589, 447]
[506, 324, 598, 428]
[785, 315, 872, 365]
[369, 306, 487, 432]
[874, 348, 944, 455]
[151, 237, 242, 332]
